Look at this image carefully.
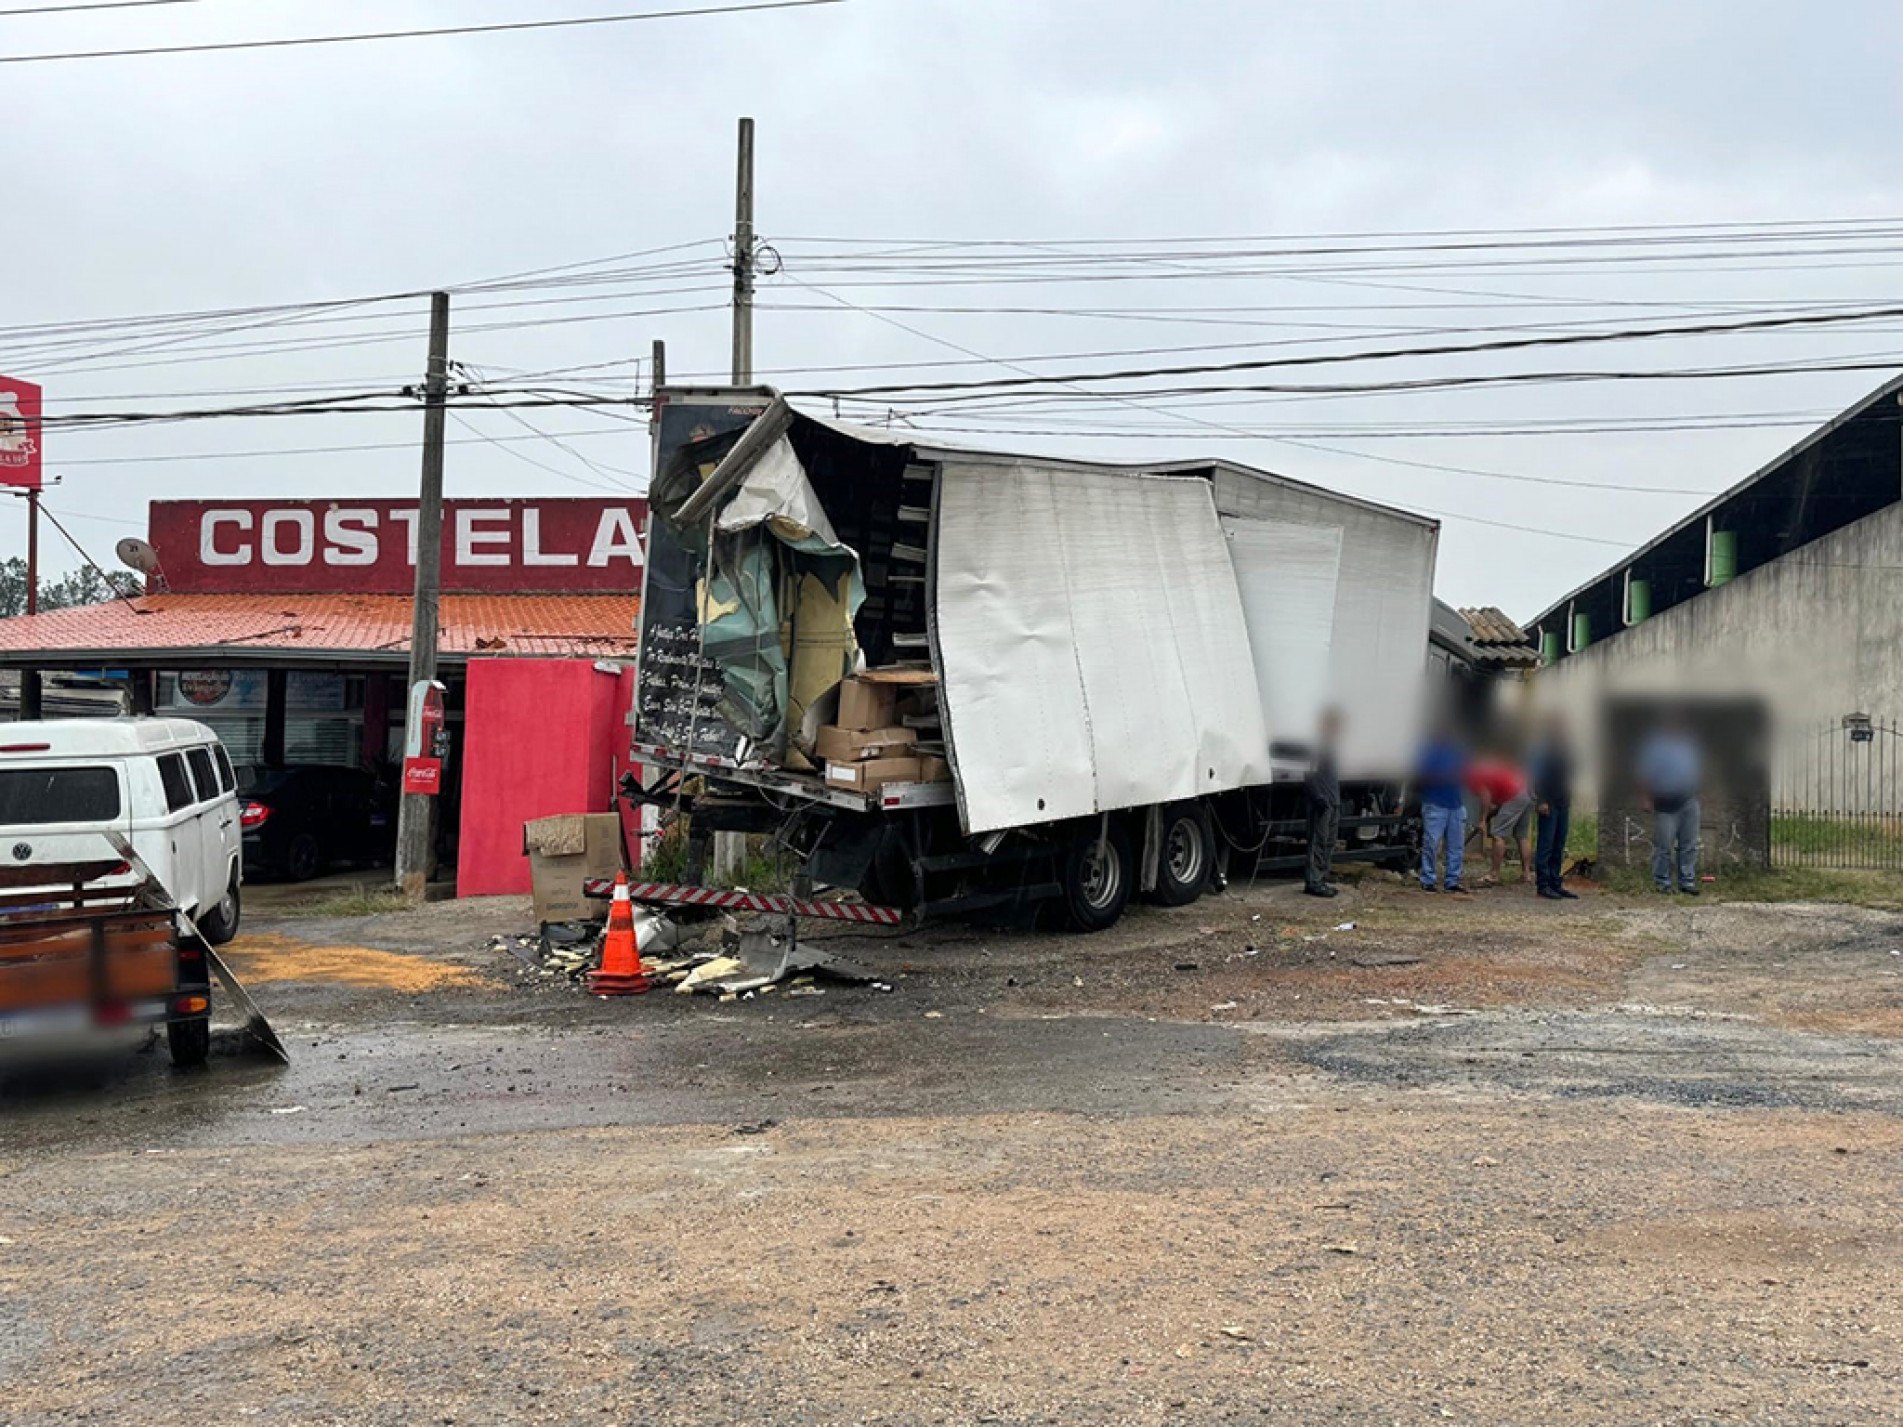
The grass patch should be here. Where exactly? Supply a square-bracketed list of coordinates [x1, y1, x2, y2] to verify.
[1590, 861, 1903, 909]
[1771, 814, 1903, 859]
[272, 884, 414, 919]
[1566, 812, 1598, 863]
[638, 819, 790, 893]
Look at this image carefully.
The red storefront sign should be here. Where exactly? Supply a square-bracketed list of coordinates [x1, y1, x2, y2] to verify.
[0, 375, 43, 491]
[148, 497, 649, 594]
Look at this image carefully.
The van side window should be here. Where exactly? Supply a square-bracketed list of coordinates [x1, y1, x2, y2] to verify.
[186, 747, 219, 803]
[212, 744, 236, 794]
[0, 767, 120, 824]
[157, 753, 195, 813]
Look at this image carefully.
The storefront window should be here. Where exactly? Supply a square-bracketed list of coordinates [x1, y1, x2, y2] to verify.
[158, 670, 363, 768]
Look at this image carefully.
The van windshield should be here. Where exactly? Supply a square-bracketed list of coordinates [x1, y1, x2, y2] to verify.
[0, 766, 122, 825]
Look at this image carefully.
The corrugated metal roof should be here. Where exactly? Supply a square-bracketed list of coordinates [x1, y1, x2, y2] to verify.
[1525, 368, 1903, 631]
[1459, 606, 1529, 648]
[0, 593, 640, 664]
[1456, 605, 1541, 667]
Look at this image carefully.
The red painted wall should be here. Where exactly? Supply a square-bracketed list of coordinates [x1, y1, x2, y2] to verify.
[457, 659, 632, 897]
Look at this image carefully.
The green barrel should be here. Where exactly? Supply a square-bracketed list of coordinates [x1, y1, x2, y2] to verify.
[1571, 611, 1591, 650]
[1708, 529, 1737, 586]
[1626, 578, 1651, 624]
[1540, 629, 1561, 664]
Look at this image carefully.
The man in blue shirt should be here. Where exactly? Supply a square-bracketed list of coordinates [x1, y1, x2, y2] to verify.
[1528, 713, 1578, 901]
[1415, 726, 1469, 894]
[1639, 714, 1702, 895]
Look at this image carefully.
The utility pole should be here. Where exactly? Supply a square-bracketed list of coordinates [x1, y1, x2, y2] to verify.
[711, 117, 758, 886]
[731, 115, 756, 385]
[395, 291, 450, 900]
[20, 488, 41, 720]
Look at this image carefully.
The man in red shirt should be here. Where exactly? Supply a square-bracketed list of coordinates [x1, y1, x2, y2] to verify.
[1466, 755, 1533, 886]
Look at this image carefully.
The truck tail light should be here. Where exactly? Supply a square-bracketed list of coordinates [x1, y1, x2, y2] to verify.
[172, 994, 209, 1016]
[240, 801, 270, 829]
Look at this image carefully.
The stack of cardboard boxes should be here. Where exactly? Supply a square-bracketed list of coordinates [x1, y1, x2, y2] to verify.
[819, 675, 951, 794]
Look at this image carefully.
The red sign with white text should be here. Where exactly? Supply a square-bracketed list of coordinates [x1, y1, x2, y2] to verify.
[402, 757, 443, 796]
[0, 375, 43, 491]
[148, 497, 648, 594]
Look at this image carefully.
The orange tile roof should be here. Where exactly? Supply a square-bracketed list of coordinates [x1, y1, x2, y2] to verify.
[0, 593, 641, 663]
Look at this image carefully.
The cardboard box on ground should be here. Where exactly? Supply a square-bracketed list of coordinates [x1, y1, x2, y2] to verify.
[522, 813, 626, 923]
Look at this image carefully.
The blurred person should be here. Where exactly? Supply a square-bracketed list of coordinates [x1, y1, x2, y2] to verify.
[1415, 722, 1469, 894]
[1303, 707, 1344, 899]
[1467, 750, 1533, 886]
[1639, 711, 1702, 895]
[1529, 713, 1578, 901]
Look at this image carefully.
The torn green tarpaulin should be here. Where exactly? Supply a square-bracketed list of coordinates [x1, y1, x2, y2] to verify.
[700, 435, 865, 750]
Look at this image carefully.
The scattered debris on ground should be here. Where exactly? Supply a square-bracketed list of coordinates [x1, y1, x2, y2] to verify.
[491, 910, 896, 1002]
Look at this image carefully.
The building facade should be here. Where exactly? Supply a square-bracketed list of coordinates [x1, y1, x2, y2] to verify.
[1528, 374, 1903, 820]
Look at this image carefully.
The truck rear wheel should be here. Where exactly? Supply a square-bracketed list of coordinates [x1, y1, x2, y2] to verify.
[1149, 803, 1212, 906]
[168, 1017, 210, 1069]
[1061, 825, 1132, 933]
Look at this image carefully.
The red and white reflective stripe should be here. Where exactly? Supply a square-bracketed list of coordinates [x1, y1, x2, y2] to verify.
[581, 879, 902, 926]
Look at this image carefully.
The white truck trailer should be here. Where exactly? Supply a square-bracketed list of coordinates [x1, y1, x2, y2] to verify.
[627, 388, 1439, 930]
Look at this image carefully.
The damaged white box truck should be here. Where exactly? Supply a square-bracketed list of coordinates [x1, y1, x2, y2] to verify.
[626, 387, 1439, 931]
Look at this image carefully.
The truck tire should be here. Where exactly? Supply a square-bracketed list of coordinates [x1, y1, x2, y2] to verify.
[168, 1017, 210, 1069]
[1060, 825, 1132, 933]
[197, 876, 241, 946]
[1149, 802, 1212, 906]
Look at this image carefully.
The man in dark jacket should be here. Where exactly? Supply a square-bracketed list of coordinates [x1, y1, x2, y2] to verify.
[1303, 707, 1344, 898]
[1529, 712, 1578, 901]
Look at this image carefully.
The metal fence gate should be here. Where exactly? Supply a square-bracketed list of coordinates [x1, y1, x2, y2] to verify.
[1772, 715, 1903, 871]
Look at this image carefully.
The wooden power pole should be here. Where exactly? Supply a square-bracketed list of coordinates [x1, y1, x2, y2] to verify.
[20, 488, 41, 720]
[395, 291, 450, 900]
[731, 115, 756, 385]
[712, 117, 759, 885]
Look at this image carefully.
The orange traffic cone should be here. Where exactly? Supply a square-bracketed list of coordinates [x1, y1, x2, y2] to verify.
[587, 872, 650, 996]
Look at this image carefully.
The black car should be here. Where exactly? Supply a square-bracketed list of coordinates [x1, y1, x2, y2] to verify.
[238, 764, 396, 881]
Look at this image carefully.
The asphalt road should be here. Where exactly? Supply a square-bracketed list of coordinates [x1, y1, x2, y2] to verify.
[5, 878, 1902, 1424]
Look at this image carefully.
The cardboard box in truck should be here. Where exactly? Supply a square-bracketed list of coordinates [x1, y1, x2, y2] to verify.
[825, 756, 921, 793]
[835, 678, 898, 732]
[814, 724, 916, 763]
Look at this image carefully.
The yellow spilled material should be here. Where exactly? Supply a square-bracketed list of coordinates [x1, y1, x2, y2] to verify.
[221, 932, 494, 992]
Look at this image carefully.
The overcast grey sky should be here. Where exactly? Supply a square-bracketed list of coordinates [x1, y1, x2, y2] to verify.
[7, 0, 1903, 619]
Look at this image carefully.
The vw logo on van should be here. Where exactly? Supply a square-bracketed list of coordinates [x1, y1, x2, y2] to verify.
[11, 842, 31, 862]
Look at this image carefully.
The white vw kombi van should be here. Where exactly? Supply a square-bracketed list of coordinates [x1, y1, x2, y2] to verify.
[0, 718, 243, 943]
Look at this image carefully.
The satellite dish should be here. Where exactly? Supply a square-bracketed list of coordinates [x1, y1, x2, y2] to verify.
[115, 537, 162, 574]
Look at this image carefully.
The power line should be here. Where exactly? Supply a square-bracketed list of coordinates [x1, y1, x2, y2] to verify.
[0, 0, 194, 13]
[0, 0, 848, 65]
[785, 277, 1656, 547]
[49, 424, 642, 466]
[29, 501, 144, 612]
[446, 414, 634, 497]
[771, 215, 1903, 247]
[798, 304, 1903, 400]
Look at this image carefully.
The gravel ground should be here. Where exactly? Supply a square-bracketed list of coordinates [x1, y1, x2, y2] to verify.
[4, 873, 1902, 1424]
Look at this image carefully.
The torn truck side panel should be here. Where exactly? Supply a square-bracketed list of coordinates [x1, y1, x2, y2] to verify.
[932, 460, 1271, 834]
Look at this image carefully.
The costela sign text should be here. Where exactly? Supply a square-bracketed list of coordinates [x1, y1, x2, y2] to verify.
[148, 498, 649, 594]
